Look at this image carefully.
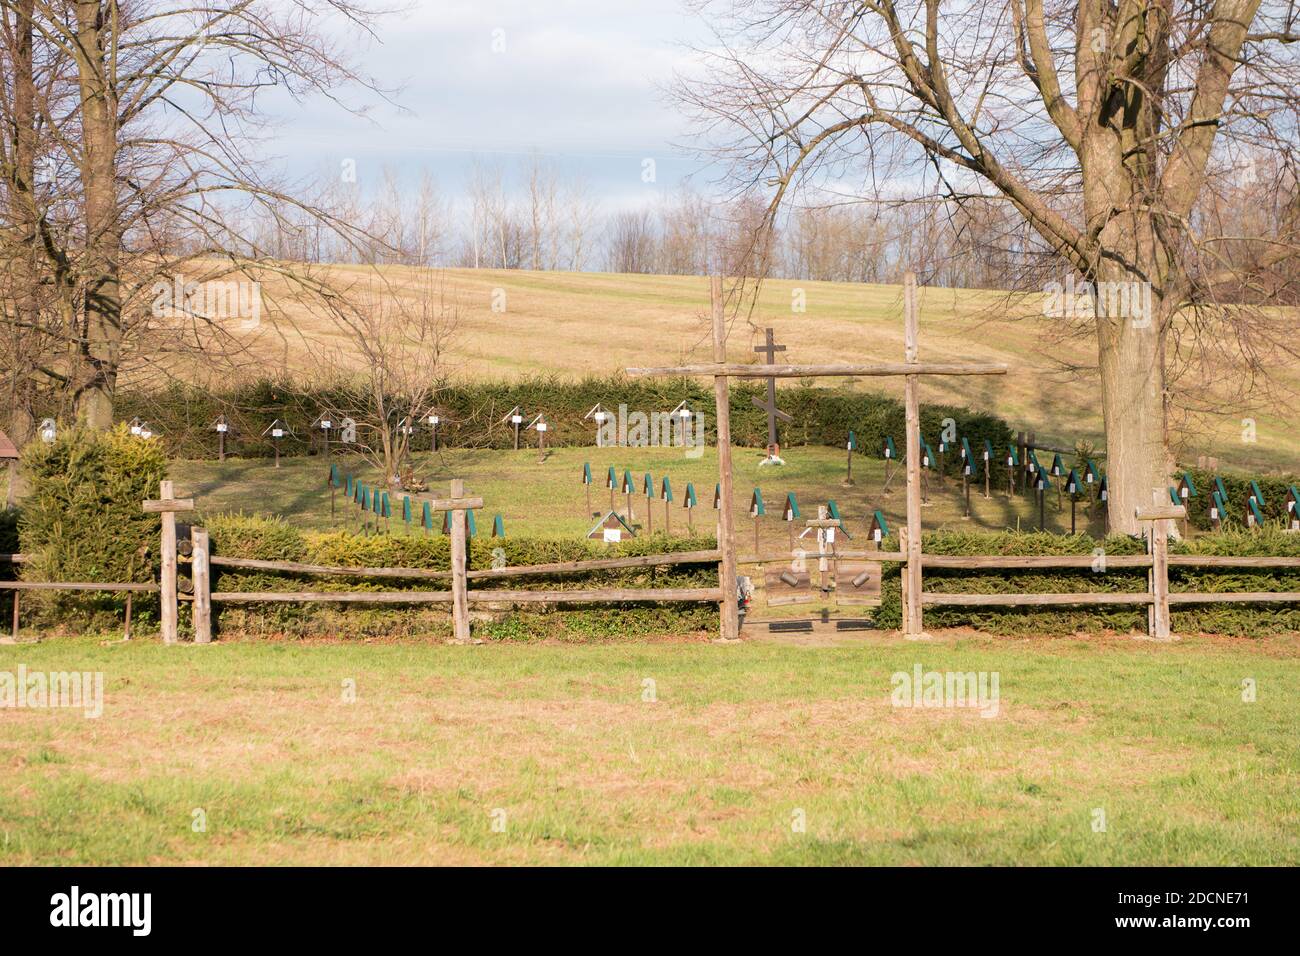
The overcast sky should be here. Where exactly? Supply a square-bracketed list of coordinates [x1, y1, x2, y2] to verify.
[272, 0, 711, 206]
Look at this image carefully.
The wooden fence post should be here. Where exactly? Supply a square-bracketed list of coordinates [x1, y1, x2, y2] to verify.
[192, 527, 212, 644]
[1136, 497, 1184, 641]
[711, 276, 740, 642]
[902, 273, 927, 639]
[449, 478, 471, 643]
[159, 480, 178, 644]
[143, 481, 194, 644]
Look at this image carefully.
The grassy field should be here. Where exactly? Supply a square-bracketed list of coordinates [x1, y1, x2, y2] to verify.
[223, 265, 1300, 473]
[1, 632, 1296, 865]
[169, 444, 1111, 544]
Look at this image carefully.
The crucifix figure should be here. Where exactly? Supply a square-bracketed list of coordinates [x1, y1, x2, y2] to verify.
[752, 328, 792, 464]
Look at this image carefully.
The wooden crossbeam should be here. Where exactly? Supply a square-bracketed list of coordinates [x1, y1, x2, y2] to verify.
[627, 362, 1008, 379]
[142, 497, 195, 513]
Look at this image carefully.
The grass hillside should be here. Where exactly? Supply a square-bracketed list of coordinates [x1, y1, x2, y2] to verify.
[218, 266, 1300, 474]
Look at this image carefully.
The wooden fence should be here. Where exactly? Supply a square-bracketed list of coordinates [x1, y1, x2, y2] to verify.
[145, 482, 723, 643]
[6, 493, 1300, 644]
[0, 552, 155, 643]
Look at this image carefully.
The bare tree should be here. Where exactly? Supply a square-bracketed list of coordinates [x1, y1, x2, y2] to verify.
[0, 0, 393, 432]
[607, 209, 658, 273]
[317, 269, 458, 489]
[679, 0, 1300, 532]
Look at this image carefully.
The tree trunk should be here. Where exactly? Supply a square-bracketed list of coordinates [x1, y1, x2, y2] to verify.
[72, 0, 121, 430]
[1096, 295, 1169, 535]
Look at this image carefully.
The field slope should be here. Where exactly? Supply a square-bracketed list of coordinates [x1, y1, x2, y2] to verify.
[227, 266, 1300, 474]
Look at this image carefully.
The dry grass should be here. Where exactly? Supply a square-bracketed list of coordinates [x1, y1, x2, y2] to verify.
[1, 633, 1296, 865]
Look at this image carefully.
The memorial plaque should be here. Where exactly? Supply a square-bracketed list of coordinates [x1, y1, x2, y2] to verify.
[763, 566, 814, 606]
[834, 561, 881, 606]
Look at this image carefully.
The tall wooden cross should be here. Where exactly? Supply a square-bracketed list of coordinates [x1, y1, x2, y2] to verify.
[627, 273, 1008, 641]
[752, 328, 792, 458]
[142, 480, 195, 644]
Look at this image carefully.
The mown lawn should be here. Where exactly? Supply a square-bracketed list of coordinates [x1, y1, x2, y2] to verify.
[168, 444, 1111, 542]
[1, 632, 1296, 865]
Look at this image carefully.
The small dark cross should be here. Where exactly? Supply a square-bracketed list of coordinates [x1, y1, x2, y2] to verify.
[751, 328, 791, 455]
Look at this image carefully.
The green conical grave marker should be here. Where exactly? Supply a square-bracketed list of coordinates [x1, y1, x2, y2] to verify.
[622, 470, 634, 494]
[870, 510, 889, 543]
[1250, 480, 1266, 506]
[847, 430, 856, 451]
[423, 501, 433, 531]
[643, 472, 654, 497]
[606, 466, 616, 489]
[713, 483, 721, 509]
[783, 493, 800, 520]
[492, 514, 505, 537]
[403, 496, 412, 523]
[330, 464, 341, 487]
[1248, 497, 1265, 526]
[466, 509, 477, 537]
[583, 462, 592, 484]
[684, 483, 697, 508]
[661, 477, 673, 502]
[345, 474, 354, 497]
[1050, 453, 1064, 477]
[750, 488, 765, 516]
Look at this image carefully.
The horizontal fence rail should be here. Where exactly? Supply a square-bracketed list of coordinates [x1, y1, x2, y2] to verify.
[210, 588, 723, 604]
[210, 549, 722, 582]
[0, 581, 157, 592]
[922, 591, 1154, 607]
[921, 554, 1154, 569]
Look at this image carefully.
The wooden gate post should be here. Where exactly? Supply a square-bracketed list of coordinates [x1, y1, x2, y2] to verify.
[192, 527, 212, 644]
[449, 478, 471, 643]
[711, 276, 740, 642]
[143, 481, 195, 644]
[1136, 496, 1184, 641]
[902, 274, 927, 639]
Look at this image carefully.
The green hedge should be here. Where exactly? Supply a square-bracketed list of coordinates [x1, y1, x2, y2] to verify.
[116, 376, 1011, 465]
[874, 528, 1300, 636]
[12, 426, 165, 630]
[204, 514, 720, 641]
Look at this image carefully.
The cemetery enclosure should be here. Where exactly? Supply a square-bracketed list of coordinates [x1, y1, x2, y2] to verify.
[19, 271, 1300, 645]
